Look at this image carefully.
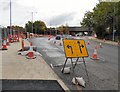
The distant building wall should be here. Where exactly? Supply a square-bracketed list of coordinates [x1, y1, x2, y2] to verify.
[67, 27, 93, 36]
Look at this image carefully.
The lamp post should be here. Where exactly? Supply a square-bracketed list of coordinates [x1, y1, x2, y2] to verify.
[10, 0, 12, 35]
[112, 5, 116, 41]
[31, 12, 37, 34]
[31, 12, 34, 33]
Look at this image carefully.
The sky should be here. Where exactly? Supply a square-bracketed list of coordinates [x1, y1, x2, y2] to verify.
[0, 0, 99, 28]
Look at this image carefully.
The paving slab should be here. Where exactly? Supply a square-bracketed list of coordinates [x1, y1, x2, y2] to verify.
[0, 39, 69, 91]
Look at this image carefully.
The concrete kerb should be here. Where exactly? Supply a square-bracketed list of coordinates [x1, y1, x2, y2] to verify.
[88, 37, 118, 46]
[2, 38, 70, 91]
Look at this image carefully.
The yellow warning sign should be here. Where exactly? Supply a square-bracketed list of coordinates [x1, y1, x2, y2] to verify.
[63, 39, 88, 58]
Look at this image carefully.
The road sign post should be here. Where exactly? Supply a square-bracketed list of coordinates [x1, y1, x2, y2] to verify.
[62, 39, 89, 80]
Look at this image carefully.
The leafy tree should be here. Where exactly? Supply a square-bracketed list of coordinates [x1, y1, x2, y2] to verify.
[34, 21, 47, 34]
[80, 11, 94, 32]
[57, 24, 69, 35]
[25, 20, 47, 34]
[7, 25, 25, 34]
[25, 21, 32, 33]
[81, 2, 120, 41]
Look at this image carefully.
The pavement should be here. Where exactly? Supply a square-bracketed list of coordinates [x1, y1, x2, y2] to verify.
[0, 38, 69, 91]
[87, 36, 119, 46]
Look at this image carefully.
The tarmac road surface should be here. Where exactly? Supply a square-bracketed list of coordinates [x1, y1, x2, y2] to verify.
[30, 36, 118, 91]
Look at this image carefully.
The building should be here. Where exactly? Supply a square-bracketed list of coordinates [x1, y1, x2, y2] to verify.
[67, 27, 93, 36]
[45, 26, 93, 36]
[46, 28, 59, 35]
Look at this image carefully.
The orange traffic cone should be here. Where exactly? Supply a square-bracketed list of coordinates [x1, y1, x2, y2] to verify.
[59, 41, 62, 46]
[48, 35, 51, 40]
[22, 39, 24, 51]
[2, 38, 8, 50]
[10, 35, 13, 43]
[26, 46, 36, 59]
[18, 39, 24, 52]
[30, 42, 32, 46]
[48, 37, 50, 40]
[118, 41, 120, 46]
[99, 43, 102, 48]
[17, 34, 20, 42]
[8, 35, 10, 43]
[87, 41, 90, 45]
[91, 46, 99, 60]
[6, 38, 10, 46]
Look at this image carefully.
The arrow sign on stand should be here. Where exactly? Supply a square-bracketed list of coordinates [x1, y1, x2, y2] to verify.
[77, 41, 84, 53]
[67, 45, 73, 54]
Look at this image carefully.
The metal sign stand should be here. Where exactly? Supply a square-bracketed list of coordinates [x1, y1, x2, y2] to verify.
[62, 57, 89, 81]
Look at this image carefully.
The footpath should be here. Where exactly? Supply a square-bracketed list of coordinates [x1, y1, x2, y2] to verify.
[88, 37, 119, 46]
[0, 38, 69, 91]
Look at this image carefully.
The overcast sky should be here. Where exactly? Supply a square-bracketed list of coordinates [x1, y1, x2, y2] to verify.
[0, 0, 99, 27]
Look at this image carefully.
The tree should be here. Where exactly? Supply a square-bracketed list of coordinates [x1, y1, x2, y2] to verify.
[81, 2, 120, 41]
[57, 24, 69, 35]
[25, 21, 32, 33]
[80, 11, 94, 32]
[25, 20, 47, 34]
[34, 21, 47, 34]
[7, 25, 25, 34]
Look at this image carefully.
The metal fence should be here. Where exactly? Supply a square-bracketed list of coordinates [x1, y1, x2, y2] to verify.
[104, 35, 120, 42]
[0, 27, 10, 48]
[0, 28, 2, 48]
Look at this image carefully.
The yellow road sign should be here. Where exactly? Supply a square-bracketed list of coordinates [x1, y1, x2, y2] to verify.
[63, 39, 88, 58]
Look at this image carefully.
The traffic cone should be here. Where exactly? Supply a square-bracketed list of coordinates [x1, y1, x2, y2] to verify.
[6, 38, 10, 46]
[99, 43, 102, 48]
[8, 34, 12, 43]
[10, 35, 13, 43]
[54, 40, 56, 44]
[17, 34, 20, 42]
[59, 41, 62, 46]
[2, 38, 8, 50]
[8, 35, 10, 43]
[103, 38, 105, 42]
[48, 36, 51, 40]
[22, 39, 24, 51]
[18, 39, 24, 52]
[30, 42, 32, 46]
[118, 41, 120, 46]
[26, 46, 36, 59]
[91, 46, 99, 60]
[48, 37, 50, 40]
[87, 41, 90, 45]
[13, 35, 15, 42]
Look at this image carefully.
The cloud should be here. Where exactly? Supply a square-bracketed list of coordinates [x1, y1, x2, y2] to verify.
[49, 12, 76, 26]
[0, 0, 98, 27]
[0, 1, 35, 27]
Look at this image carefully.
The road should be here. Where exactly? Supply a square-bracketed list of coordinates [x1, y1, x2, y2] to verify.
[29, 36, 118, 91]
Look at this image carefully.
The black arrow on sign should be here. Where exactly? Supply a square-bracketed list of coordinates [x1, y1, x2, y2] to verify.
[77, 41, 84, 53]
[67, 45, 73, 54]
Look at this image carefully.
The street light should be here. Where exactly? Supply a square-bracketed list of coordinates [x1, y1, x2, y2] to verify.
[113, 5, 116, 41]
[10, 0, 12, 35]
[31, 12, 37, 34]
